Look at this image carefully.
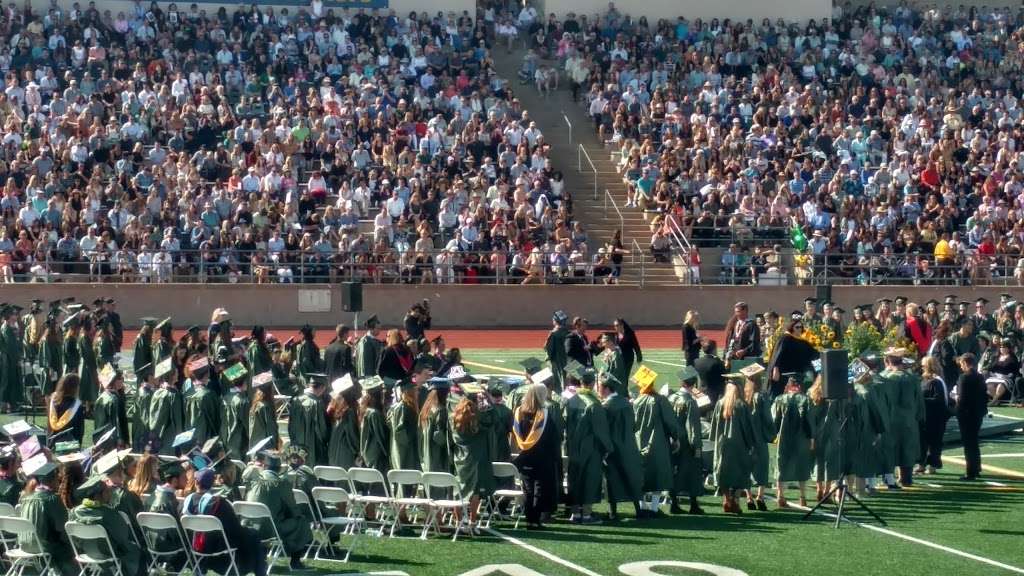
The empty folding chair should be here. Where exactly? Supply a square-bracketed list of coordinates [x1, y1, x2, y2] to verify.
[231, 501, 285, 566]
[346, 468, 393, 536]
[292, 489, 321, 560]
[420, 472, 471, 541]
[180, 515, 241, 576]
[0, 516, 51, 576]
[310, 487, 362, 563]
[386, 469, 430, 537]
[136, 512, 195, 576]
[0, 504, 18, 565]
[65, 521, 126, 576]
[312, 465, 349, 486]
[487, 462, 526, 529]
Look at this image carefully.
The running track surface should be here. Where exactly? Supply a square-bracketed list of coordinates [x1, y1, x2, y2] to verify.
[116, 328, 727, 350]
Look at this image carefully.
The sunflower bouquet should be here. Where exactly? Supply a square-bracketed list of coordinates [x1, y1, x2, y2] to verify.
[762, 317, 786, 361]
[882, 324, 918, 357]
[845, 322, 884, 358]
[803, 322, 838, 351]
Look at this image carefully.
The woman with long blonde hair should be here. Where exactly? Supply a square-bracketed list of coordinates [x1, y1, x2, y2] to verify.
[451, 391, 496, 530]
[709, 381, 755, 513]
[682, 310, 701, 365]
[128, 453, 159, 498]
[512, 384, 559, 530]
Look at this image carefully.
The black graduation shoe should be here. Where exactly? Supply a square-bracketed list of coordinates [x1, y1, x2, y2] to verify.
[746, 500, 757, 511]
[755, 499, 768, 511]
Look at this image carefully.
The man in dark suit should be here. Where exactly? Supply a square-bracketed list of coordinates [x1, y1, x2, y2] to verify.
[693, 339, 726, 408]
[565, 317, 596, 367]
[322, 324, 355, 383]
[727, 301, 761, 362]
[954, 353, 987, 481]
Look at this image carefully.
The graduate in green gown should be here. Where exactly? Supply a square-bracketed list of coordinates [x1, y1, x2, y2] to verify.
[288, 373, 329, 467]
[38, 315, 63, 397]
[93, 367, 130, 448]
[326, 376, 361, 469]
[419, 378, 452, 476]
[19, 456, 76, 576]
[354, 316, 384, 378]
[633, 373, 680, 517]
[880, 349, 925, 487]
[387, 379, 421, 471]
[668, 367, 706, 515]
[598, 372, 644, 521]
[186, 357, 222, 447]
[132, 372, 155, 453]
[249, 375, 279, 453]
[807, 377, 850, 498]
[293, 325, 323, 385]
[148, 359, 185, 456]
[710, 381, 755, 514]
[771, 375, 814, 508]
[598, 333, 629, 396]
[132, 319, 155, 384]
[449, 382, 496, 529]
[222, 372, 251, 461]
[94, 319, 116, 370]
[564, 368, 610, 524]
[146, 460, 189, 572]
[0, 305, 25, 410]
[77, 318, 99, 407]
[82, 452, 144, 576]
[152, 318, 174, 364]
[68, 476, 143, 576]
[850, 367, 889, 495]
[62, 317, 81, 378]
[284, 447, 318, 502]
[0, 447, 22, 506]
[359, 377, 390, 478]
[246, 327, 274, 382]
[243, 451, 313, 569]
[544, 311, 570, 392]
[487, 384, 514, 463]
[740, 364, 774, 511]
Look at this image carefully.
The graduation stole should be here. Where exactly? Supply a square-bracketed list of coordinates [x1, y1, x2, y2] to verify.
[48, 398, 81, 431]
[512, 407, 547, 452]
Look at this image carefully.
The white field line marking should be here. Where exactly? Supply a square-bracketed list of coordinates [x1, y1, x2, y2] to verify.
[645, 359, 687, 368]
[483, 527, 604, 576]
[782, 499, 1024, 574]
[985, 480, 1009, 487]
[463, 360, 522, 375]
[980, 453, 1024, 458]
[991, 413, 1024, 422]
[924, 483, 943, 488]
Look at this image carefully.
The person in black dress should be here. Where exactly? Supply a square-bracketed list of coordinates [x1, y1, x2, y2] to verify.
[47, 374, 86, 447]
[917, 356, 950, 474]
[378, 329, 414, 382]
[765, 319, 819, 397]
[614, 318, 642, 375]
[681, 310, 701, 366]
[954, 353, 988, 481]
[512, 383, 560, 530]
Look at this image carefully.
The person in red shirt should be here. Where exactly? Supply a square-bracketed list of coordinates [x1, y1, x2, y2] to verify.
[904, 303, 933, 359]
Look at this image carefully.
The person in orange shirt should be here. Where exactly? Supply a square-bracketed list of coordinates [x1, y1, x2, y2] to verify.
[933, 232, 954, 278]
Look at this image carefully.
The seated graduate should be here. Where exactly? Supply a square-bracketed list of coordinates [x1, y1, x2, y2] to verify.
[146, 459, 190, 572]
[183, 468, 267, 576]
[19, 453, 76, 576]
[67, 470, 143, 576]
[243, 450, 314, 569]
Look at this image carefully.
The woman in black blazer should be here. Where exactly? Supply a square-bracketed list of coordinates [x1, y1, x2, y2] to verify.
[614, 318, 643, 375]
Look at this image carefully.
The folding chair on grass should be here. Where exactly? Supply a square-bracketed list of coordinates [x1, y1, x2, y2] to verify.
[65, 521, 126, 576]
[180, 515, 241, 576]
[346, 468, 394, 537]
[386, 469, 431, 537]
[486, 462, 526, 529]
[136, 512, 196, 576]
[420, 472, 472, 541]
[231, 501, 285, 566]
[310, 487, 362, 563]
[0, 516, 52, 576]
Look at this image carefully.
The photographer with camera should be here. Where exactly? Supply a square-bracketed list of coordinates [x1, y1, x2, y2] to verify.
[404, 300, 432, 348]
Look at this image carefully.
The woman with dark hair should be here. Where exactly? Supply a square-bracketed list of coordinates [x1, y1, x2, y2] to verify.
[378, 329, 414, 382]
[439, 348, 463, 376]
[246, 325, 273, 376]
[765, 318, 819, 397]
[614, 318, 643, 376]
[294, 324, 322, 384]
[420, 382, 452, 475]
[48, 373, 86, 446]
[928, 320, 958, 389]
[359, 379, 389, 478]
[248, 378, 279, 450]
[38, 316, 63, 400]
[511, 383, 559, 530]
[327, 383, 361, 469]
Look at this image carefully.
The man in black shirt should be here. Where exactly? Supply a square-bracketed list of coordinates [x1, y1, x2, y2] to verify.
[693, 339, 726, 409]
[955, 353, 987, 481]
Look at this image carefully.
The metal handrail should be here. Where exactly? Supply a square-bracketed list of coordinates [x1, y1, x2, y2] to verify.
[603, 189, 624, 235]
[631, 239, 645, 288]
[562, 111, 572, 145]
[577, 144, 598, 201]
[665, 214, 692, 255]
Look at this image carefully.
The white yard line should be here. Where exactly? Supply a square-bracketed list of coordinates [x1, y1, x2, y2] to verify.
[979, 453, 1024, 458]
[645, 359, 687, 368]
[991, 413, 1024, 422]
[924, 483, 943, 488]
[484, 528, 604, 576]
[985, 481, 1009, 487]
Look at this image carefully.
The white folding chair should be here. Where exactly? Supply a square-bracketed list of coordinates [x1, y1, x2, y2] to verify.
[420, 472, 471, 541]
[231, 501, 285, 566]
[310, 487, 361, 563]
[346, 468, 393, 537]
[0, 504, 18, 566]
[292, 489, 320, 560]
[0, 516, 51, 576]
[136, 512, 195, 576]
[117, 511, 143, 548]
[313, 465, 349, 486]
[386, 470, 430, 537]
[487, 462, 526, 529]
[65, 521, 126, 576]
[180, 515, 240, 576]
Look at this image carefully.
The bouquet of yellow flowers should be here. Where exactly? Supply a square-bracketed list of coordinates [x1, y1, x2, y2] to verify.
[762, 317, 786, 361]
[845, 322, 884, 358]
[882, 324, 918, 358]
[803, 322, 838, 351]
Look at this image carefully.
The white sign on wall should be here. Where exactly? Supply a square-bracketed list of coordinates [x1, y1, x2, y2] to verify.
[297, 289, 332, 313]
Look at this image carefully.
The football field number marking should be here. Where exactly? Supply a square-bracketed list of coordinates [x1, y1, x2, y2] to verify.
[619, 561, 749, 576]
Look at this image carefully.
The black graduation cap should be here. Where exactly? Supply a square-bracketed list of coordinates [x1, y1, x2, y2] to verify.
[1000, 293, 1013, 301]
[306, 373, 328, 387]
[790, 310, 803, 320]
[412, 356, 435, 373]
[365, 314, 380, 328]
[803, 297, 817, 304]
[158, 460, 186, 481]
[944, 295, 957, 304]
[519, 357, 543, 375]
[894, 296, 908, 304]
[92, 425, 119, 452]
[92, 298, 104, 307]
[29, 299, 43, 313]
[201, 436, 224, 458]
[105, 298, 115, 304]
[976, 297, 990, 305]
[833, 307, 845, 314]
[876, 297, 892, 304]
[925, 299, 939, 307]
[140, 317, 158, 327]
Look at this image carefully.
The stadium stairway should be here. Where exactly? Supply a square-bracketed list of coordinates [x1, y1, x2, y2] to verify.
[491, 50, 682, 286]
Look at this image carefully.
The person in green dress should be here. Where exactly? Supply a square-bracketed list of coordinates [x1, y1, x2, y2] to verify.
[359, 376, 390, 481]
[850, 366, 889, 496]
[710, 381, 755, 514]
[146, 460, 189, 572]
[1, 304, 25, 411]
[67, 475, 143, 576]
[243, 451, 313, 569]
[326, 376, 361, 469]
[93, 318, 116, 370]
[772, 375, 814, 508]
[599, 333, 629, 396]
[668, 366, 705, 515]
[132, 370, 155, 452]
[355, 316, 384, 378]
[881, 348, 925, 487]
[633, 372, 680, 517]
[293, 325, 323, 385]
[387, 379, 421, 471]
[38, 314, 63, 399]
[248, 374, 279, 453]
[19, 455, 76, 576]
[741, 364, 774, 511]
[132, 319, 156, 384]
[288, 373, 329, 467]
[77, 317, 99, 409]
[564, 367, 609, 524]
[449, 384, 496, 531]
[221, 370, 250, 461]
[186, 357, 221, 447]
[246, 327, 274, 382]
[93, 367, 129, 448]
[598, 372, 644, 521]
[544, 311, 570, 392]
[21, 300, 43, 365]
[152, 317, 175, 364]
[419, 378, 452, 477]
[148, 359, 185, 456]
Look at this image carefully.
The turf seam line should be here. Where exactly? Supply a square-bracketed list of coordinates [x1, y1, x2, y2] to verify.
[483, 527, 604, 576]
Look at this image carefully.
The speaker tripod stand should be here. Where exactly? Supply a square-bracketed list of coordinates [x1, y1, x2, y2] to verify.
[801, 474, 886, 528]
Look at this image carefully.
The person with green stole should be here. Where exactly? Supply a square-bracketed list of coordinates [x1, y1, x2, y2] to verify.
[21, 300, 43, 364]
[67, 474, 142, 576]
[186, 357, 222, 447]
[487, 382, 514, 464]
[62, 312, 81, 378]
[133, 319, 156, 384]
[632, 369, 680, 517]
[222, 370, 251, 461]
[243, 450, 313, 569]
[19, 454, 76, 576]
[272, 343, 297, 396]
[668, 366, 706, 515]
[599, 371, 644, 521]
[710, 381, 755, 514]
[93, 317, 116, 370]
[38, 313, 63, 398]
[148, 358, 185, 456]
[880, 348, 925, 487]
[740, 363, 773, 511]
[359, 376, 390, 480]
[772, 374, 814, 509]
[152, 317, 175, 364]
[284, 446, 318, 502]
[91, 450, 144, 565]
[326, 375, 361, 469]
[76, 316, 99, 409]
[544, 311, 570, 392]
[355, 315, 385, 378]
[565, 366, 610, 525]
[249, 374, 279, 453]
[449, 380, 496, 532]
[293, 325, 323, 385]
[288, 373, 329, 467]
[850, 364, 889, 496]
[419, 377, 452, 477]
[387, 378, 421, 471]
[1, 304, 25, 412]
[246, 326, 274, 381]
[599, 333, 629, 396]
[93, 366, 129, 447]
[146, 460, 189, 572]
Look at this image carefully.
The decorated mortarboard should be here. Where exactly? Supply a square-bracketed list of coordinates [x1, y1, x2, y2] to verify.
[790, 310, 803, 320]
[286, 445, 308, 461]
[155, 317, 172, 331]
[202, 436, 224, 457]
[486, 379, 507, 395]
[1004, 300, 1018, 311]
[552, 310, 569, 324]
[1, 419, 34, 439]
[331, 374, 355, 396]
[427, 376, 452, 390]
[154, 357, 174, 380]
[54, 441, 80, 455]
[93, 449, 127, 476]
[0, 444, 15, 461]
[75, 476, 107, 499]
[91, 425, 118, 451]
[18, 435, 42, 460]
[460, 381, 484, 395]
[740, 363, 766, 379]
[564, 359, 585, 380]
[519, 357, 543, 375]
[62, 311, 82, 329]
[23, 453, 57, 478]
[364, 314, 380, 327]
[677, 365, 698, 382]
[223, 363, 248, 384]
[883, 347, 907, 358]
[632, 365, 658, 389]
[98, 364, 121, 388]
[187, 357, 211, 379]
[252, 371, 274, 387]
[172, 428, 196, 449]
[360, 375, 385, 392]
[530, 367, 554, 384]
[158, 459, 186, 480]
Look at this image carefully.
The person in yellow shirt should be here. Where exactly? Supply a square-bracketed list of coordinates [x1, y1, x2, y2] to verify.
[934, 233, 954, 278]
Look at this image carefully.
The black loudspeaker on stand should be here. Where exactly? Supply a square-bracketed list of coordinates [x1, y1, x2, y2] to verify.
[341, 282, 363, 313]
[821, 349, 850, 400]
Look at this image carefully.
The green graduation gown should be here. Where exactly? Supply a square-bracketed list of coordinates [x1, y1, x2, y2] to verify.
[95, 334, 115, 369]
[420, 406, 451, 473]
[489, 403, 513, 463]
[132, 384, 153, 452]
[749, 391, 775, 487]
[710, 399, 755, 492]
[851, 381, 889, 478]
[294, 341, 322, 384]
[771, 392, 813, 482]
[1, 323, 24, 406]
[109, 486, 143, 546]
[249, 401, 279, 452]
[62, 334, 80, 376]
[884, 368, 925, 469]
[38, 338, 62, 395]
[244, 469, 313, 555]
[328, 411, 360, 469]
[146, 486, 187, 569]
[132, 335, 153, 383]
[221, 387, 250, 461]
[246, 342, 273, 380]
[359, 407, 390, 475]
[354, 334, 384, 378]
[152, 338, 173, 364]
[386, 401, 420, 471]
[809, 399, 850, 482]
[544, 326, 570, 392]
[93, 390, 129, 446]
[564, 390, 611, 506]
[68, 500, 142, 576]
[19, 487, 76, 576]
[601, 348, 629, 396]
[0, 478, 22, 506]
[148, 385, 185, 456]
[633, 393, 680, 492]
[77, 335, 98, 404]
[187, 385, 222, 447]
[288, 391, 328, 467]
[603, 393, 643, 503]
[450, 407, 495, 497]
[669, 388, 704, 497]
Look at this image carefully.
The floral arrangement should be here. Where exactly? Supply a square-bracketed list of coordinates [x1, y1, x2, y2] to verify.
[843, 322, 918, 358]
[882, 324, 918, 358]
[762, 317, 785, 361]
[803, 322, 840, 351]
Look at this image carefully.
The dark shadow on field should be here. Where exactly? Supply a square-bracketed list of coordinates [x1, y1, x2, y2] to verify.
[502, 512, 789, 544]
[979, 529, 1024, 536]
